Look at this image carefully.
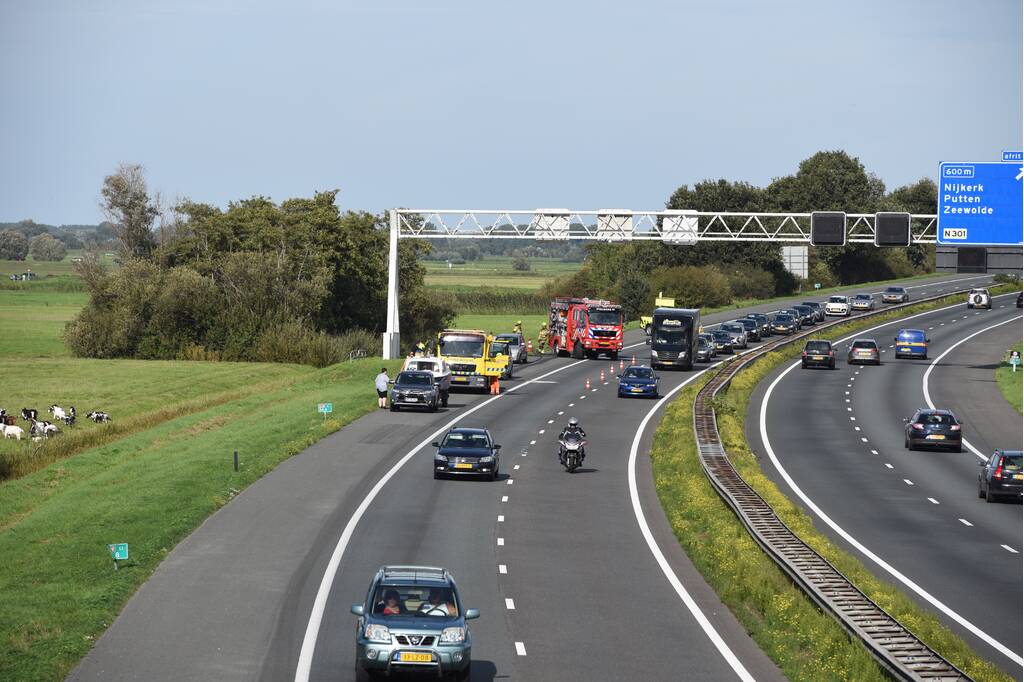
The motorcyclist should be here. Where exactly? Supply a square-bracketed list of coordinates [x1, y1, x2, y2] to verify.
[558, 417, 587, 463]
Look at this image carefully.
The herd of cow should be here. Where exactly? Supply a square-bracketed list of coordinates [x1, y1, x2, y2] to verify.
[0, 405, 112, 442]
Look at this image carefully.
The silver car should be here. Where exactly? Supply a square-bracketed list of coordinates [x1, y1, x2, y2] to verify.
[850, 293, 875, 311]
[719, 322, 749, 349]
[494, 332, 529, 364]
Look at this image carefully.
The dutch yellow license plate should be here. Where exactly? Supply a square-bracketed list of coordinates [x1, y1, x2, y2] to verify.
[454, 463, 473, 469]
[926, 435, 945, 440]
[1014, 474, 1022, 480]
[399, 652, 433, 663]
[812, 355, 824, 360]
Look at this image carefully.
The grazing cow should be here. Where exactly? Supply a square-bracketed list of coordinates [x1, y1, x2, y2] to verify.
[87, 411, 111, 423]
[62, 407, 76, 427]
[1, 424, 24, 440]
[49, 405, 67, 421]
[2, 415, 15, 426]
[21, 408, 38, 422]
[30, 420, 60, 438]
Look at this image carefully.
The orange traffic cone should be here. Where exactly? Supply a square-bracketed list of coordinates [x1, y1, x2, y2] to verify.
[585, 377, 591, 390]
[632, 354, 636, 364]
[619, 360, 625, 371]
[600, 370, 605, 382]
[527, 340, 533, 353]
[610, 364, 615, 375]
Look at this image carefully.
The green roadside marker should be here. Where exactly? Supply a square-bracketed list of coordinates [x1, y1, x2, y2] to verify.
[318, 402, 332, 423]
[108, 543, 128, 570]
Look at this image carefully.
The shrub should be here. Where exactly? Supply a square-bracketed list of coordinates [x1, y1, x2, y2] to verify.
[511, 256, 530, 271]
[0, 229, 29, 260]
[29, 234, 67, 261]
[725, 267, 776, 300]
[648, 265, 733, 308]
[806, 261, 839, 289]
[253, 322, 377, 367]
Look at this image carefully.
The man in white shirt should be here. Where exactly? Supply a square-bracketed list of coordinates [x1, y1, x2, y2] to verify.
[374, 368, 390, 408]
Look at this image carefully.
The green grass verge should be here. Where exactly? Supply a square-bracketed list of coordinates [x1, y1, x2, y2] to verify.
[0, 290, 89, 357]
[650, 287, 1016, 682]
[995, 342, 1023, 414]
[0, 357, 405, 681]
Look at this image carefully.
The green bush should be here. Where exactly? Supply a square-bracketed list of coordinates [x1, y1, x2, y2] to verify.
[648, 265, 733, 308]
[253, 322, 377, 367]
[725, 267, 775, 300]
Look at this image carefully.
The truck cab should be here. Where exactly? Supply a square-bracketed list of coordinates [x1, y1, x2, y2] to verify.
[548, 297, 624, 359]
[437, 329, 505, 392]
[647, 307, 700, 371]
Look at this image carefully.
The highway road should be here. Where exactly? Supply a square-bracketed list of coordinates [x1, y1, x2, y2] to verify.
[751, 292, 1023, 677]
[68, 273, 996, 682]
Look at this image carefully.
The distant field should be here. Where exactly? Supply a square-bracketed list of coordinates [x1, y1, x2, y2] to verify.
[452, 314, 547, 339]
[0, 290, 88, 357]
[423, 257, 580, 290]
[0, 250, 116, 280]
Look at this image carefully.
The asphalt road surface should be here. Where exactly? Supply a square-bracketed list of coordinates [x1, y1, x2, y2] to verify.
[751, 291, 1022, 676]
[68, 273, 995, 682]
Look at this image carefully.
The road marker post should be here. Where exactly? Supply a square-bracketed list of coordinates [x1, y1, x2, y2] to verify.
[108, 543, 128, 571]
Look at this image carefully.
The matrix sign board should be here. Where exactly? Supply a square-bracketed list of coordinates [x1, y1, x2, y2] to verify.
[810, 212, 846, 246]
[937, 162, 1023, 245]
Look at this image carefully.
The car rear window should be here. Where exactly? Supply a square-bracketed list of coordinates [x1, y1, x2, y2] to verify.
[885, 287, 904, 293]
[774, 314, 794, 322]
[898, 330, 925, 341]
[852, 340, 877, 349]
[854, 294, 871, 300]
[804, 341, 831, 351]
[1000, 454, 1022, 471]
[917, 413, 956, 425]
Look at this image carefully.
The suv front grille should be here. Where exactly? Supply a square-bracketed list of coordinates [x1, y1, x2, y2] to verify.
[395, 635, 436, 646]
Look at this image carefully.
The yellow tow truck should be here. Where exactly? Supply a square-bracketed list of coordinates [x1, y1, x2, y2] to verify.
[436, 329, 508, 392]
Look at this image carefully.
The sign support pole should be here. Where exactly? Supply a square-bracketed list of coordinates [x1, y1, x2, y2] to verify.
[382, 210, 401, 359]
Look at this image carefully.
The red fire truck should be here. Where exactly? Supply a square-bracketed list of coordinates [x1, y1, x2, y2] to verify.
[547, 297, 624, 359]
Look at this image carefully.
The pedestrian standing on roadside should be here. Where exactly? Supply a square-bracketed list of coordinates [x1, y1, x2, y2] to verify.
[375, 367, 390, 408]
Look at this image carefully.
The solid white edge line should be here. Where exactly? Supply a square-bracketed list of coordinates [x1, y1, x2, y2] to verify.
[628, 355, 758, 682]
[293, 357, 588, 682]
[920, 311, 1022, 461]
[1001, 545, 1019, 554]
[758, 297, 1024, 667]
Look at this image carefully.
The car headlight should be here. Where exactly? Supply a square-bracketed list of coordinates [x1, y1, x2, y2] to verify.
[677, 351, 687, 358]
[364, 624, 391, 643]
[479, 455, 494, 463]
[440, 627, 465, 643]
[434, 452, 447, 460]
[649, 350, 658, 357]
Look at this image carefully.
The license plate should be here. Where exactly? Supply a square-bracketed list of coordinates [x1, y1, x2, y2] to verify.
[631, 387, 643, 392]
[398, 652, 433, 663]
[454, 463, 473, 469]
[1014, 474, 1023, 480]
[812, 355, 824, 360]
[452, 376, 467, 382]
[925, 434, 945, 440]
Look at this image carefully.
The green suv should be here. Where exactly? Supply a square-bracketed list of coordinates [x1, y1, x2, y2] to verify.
[351, 566, 479, 681]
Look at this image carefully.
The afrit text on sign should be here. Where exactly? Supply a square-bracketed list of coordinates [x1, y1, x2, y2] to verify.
[937, 162, 1023, 245]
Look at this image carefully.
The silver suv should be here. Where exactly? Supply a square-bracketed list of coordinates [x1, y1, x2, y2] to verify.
[351, 566, 479, 681]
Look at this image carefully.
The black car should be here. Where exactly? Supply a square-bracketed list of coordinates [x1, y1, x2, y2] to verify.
[711, 329, 735, 353]
[801, 340, 835, 369]
[770, 313, 798, 335]
[780, 307, 811, 327]
[745, 313, 772, 337]
[904, 409, 963, 452]
[1017, 291, 1023, 308]
[801, 302, 826, 322]
[390, 371, 440, 412]
[792, 305, 816, 326]
[733, 317, 761, 342]
[432, 427, 501, 480]
[978, 450, 1023, 503]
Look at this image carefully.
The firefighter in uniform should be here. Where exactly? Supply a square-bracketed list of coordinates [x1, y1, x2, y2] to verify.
[536, 323, 549, 355]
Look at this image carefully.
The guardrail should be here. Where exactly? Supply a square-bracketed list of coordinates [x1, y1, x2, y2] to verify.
[693, 290, 976, 681]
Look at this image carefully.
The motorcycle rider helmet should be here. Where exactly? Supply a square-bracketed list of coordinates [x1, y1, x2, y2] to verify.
[567, 417, 579, 427]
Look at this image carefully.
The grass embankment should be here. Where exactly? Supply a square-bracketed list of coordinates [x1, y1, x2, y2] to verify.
[0, 357, 404, 681]
[996, 342, 1023, 414]
[650, 288, 1016, 682]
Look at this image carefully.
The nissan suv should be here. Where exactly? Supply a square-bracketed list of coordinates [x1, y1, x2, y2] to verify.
[390, 371, 441, 412]
[351, 565, 479, 681]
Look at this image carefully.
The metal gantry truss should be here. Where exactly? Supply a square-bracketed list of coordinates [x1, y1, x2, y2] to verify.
[381, 208, 938, 358]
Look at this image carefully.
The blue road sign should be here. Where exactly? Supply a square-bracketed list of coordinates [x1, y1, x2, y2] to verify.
[937, 162, 1023, 245]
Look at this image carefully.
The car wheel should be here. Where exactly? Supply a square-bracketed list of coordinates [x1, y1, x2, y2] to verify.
[978, 482, 986, 499]
[904, 436, 909, 449]
[389, 404, 397, 412]
[955, 444, 963, 453]
[985, 486, 995, 503]
[490, 466, 498, 482]
[453, 664, 472, 682]
[434, 470, 441, 480]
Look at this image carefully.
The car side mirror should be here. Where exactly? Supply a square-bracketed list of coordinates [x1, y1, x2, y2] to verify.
[645, 337, 651, 346]
[351, 604, 365, 616]
[431, 441, 440, 448]
[494, 444, 501, 450]
[465, 608, 480, 620]
[926, 338, 931, 343]
[902, 417, 909, 423]
[978, 461, 986, 467]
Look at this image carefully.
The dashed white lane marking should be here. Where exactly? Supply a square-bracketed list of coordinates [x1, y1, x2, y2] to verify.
[558, 411, 564, 415]
[847, 384, 852, 388]
[845, 399, 851, 403]
[845, 391, 850, 395]
[591, 388, 598, 392]
[498, 564, 507, 574]
[515, 642, 527, 656]
[505, 598, 516, 610]
[1002, 545, 1019, 554]
[885, 463, 894, 469]
[854, 427, 861, 431]
[529, 440, 536, 445]
[506, 479, 514, 485]
[927, 498, 939, 505]
[497, 538, 505, 546]
[568, 403, 575, 407]
[855, 371, 860, 375]
[974, 312, 980, 315]
[547, 419, 554, 424]
[538, 429, 545, 434]
[927, 327, 933, 330]
[940, 323, 945, 326]
[497, 515, 505, 522]
[501, 496, 508, 502]
[521, 452, 526, 457]
[870, 449, 879, 455]
[851, 377, 856, 381]
[513, 465, 520, 471]
[580, 395, 586, 400]
[959, 518, 973, 527]
[860, 437, 868, 442]
[904, 479, 914, 486]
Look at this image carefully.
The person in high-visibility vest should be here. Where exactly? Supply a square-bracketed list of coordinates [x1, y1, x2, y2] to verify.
[536, 323, 549, 355]
[513, 320, 523, 334]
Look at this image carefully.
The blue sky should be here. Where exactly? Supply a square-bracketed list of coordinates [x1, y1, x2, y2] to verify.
[1, 0, 1020, 225]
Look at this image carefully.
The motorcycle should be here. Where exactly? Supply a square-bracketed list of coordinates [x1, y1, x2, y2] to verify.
[559, 433, 586, 473]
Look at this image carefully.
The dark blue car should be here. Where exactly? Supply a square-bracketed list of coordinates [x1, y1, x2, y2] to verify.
[617, 365, 660, 398]
[431, 427, 501, 480]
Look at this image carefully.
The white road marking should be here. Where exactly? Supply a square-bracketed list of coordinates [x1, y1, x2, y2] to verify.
[592, 388, 598, 392]
[904, 479, 914, 486]
[854, 427, 861, 431]
[501, 496, 508, 502]
[759, 293, 1023, 669]
[499, 564, 507, 574]
[497, 537, 505, 546]
[870, 450, 879, 455]
[538, 429, 545, 434]
[515, 642, 527, 656]
[580, 395, 586, 400]
[922, 311, 1022, 461]
[860, 437, 868, 442]
[529, 440, 536, 445]
[505, 598, 515, 610]
[558, 411, 564, 416]
[294, 358, 588, 682]
[513, 465, 520, 471]
[506, 479, 514, 485]
[1002, 545, 1019, 554]
[568, 403, 575, 407]
[927, 497, 939, 504]
[845, 391, 850, 395]
[885, 463, 894, 469]
[497, 515, 505, 522]
[547, 419, 554, 424]
[845, 399, 851, 403]
[927, 327, 933, 331]
[959, 518, 972, 527]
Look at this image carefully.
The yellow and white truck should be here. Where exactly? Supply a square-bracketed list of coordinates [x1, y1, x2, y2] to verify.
[436, 329, 508, 392]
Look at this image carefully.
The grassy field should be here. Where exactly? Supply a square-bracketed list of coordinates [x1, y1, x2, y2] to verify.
[995, 342, 1023, 414]
[0, 290, 89, 357]
[649, 289, 1016, 682]
[423, 256, 580, 290]
[0, 250, 117, 279]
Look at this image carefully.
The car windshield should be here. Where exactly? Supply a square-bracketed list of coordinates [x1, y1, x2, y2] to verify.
[588, 309, 621, 326]
[828, 296, 847, 303]
[712, 331, 732, 340]
[624, 367, 654, 379]
[440, 335, 484, 357]
[736, 319, 755, 328]
[489, 342, 510, 357]
[805, 341, 831, 351]
[722, 324, 742, 332]
[854, 294, 871, 300]
[774, 315, 794, 322]
[917, 413, 956, 425]
[698, 337, 712, 348]
[885, 287, 904, 293]
[372, 585, 459, 618]
[802, 302, 819, 308]
[442, 431, 490, 448]
[396, 373, 432, 386]
[852, 340, 877, 349]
